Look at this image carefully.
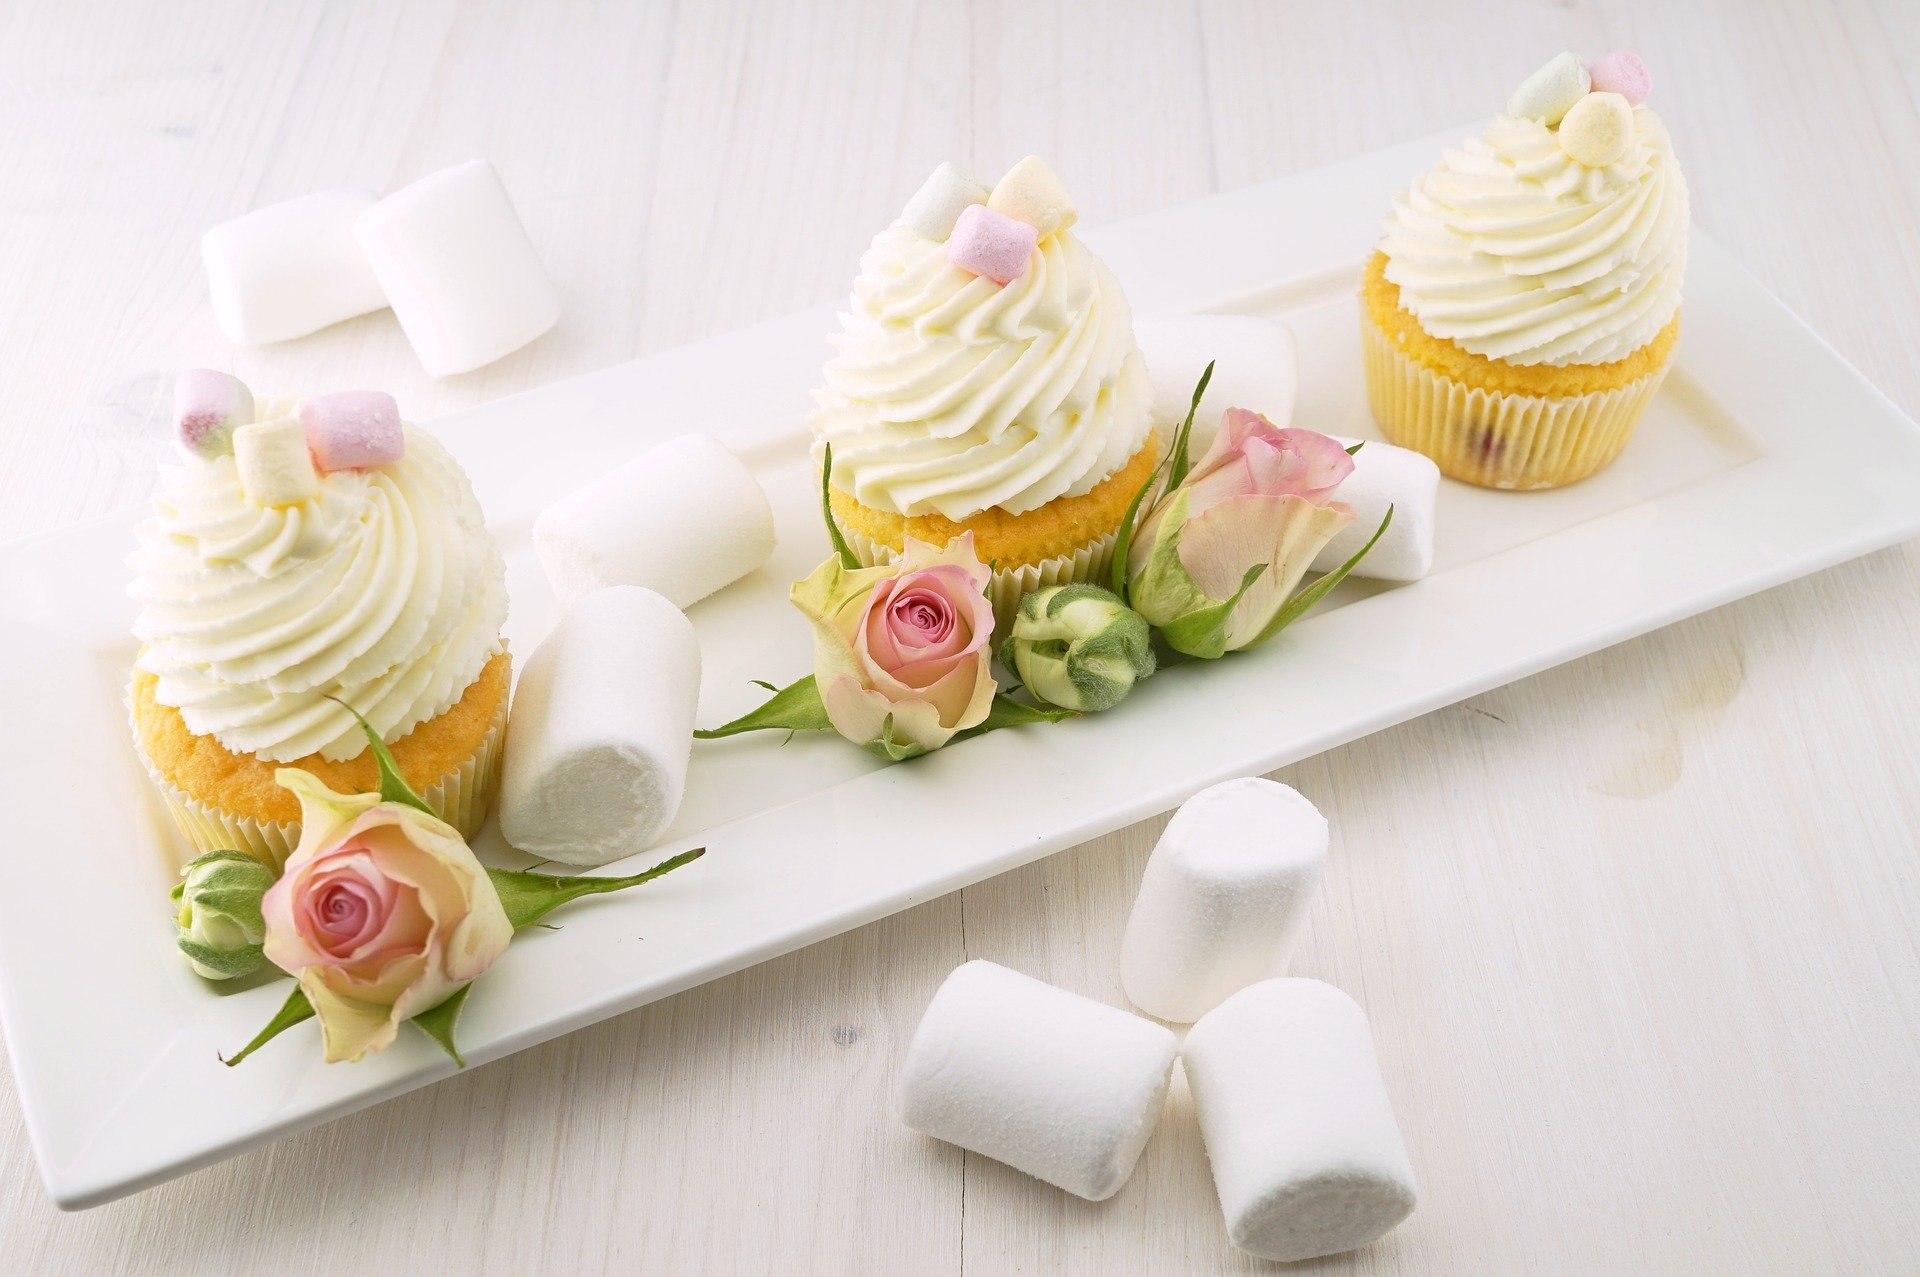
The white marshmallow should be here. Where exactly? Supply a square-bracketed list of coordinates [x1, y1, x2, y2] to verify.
[1121, 778, 1326, 1023]
[201, 189, 387, 345]
[987, 155, 1077, 240]
[231, 417, 318, 507]
[1316, 437, 1439, 582]
[1183, 979, 1418, 1262]
[1507, 51, 1590, 126]
[1134, 316, 1298, 447]
[355, 160, 561, 377]
[902, 961, 1177, 1201]
[534, 434, 775, 610]
[499, 587, 701, 866]
[900, 162, 989, 242]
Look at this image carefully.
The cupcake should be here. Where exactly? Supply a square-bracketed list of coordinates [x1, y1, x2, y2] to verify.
[810, 157, 1157, 620]
[1363, 51, 1688, 490]
[128, 374, 510, 865]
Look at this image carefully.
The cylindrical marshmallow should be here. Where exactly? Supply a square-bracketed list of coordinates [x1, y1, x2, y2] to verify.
[355, 159, 561, 377]
[1314, 436, 1439, 582]
[1182, 979, 1418, 1262]
[499, 586, 701, 866]
[201, 189, 388, 345]
[902, 961, 1177, 1201]
[900, 162, 989, 242]
[1121, 778, 1326, 1023]
[1134, 316, 1298, 449]
[533, 434, 775, 610]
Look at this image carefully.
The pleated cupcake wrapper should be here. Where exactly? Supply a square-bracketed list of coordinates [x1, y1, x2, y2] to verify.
[843, 527, 1118, 633]
[127, 685, 510, 870]
[1360, 314, 1673, 491]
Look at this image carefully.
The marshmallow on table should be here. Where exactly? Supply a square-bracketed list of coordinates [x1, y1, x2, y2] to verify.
[1558, 91, 1634, 167]
[355, 160, 561, 378]
[232, 417, 318, 507]
[201, 189, 388, 345]
[1507, 51, 1590, 126]
[948, 205, 1038, 285]
[987, 155, 1077, 240]
[1120, 778, 1326, 1024]
[172, 369, 254, 458]
[1314, 436, 1439, 582]
[1134, 316, 1298, 449]
[300, 390, 403, 471]
[901, 162, 989, 241]
[1183, 979, 1418, 1262]
[533, 434, 775, 610]
[902, 960, 1177, 1201]
[499, 586, 701, 866]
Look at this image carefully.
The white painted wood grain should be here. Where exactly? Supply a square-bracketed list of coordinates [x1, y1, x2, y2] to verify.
[2, 0, 1917, 1271]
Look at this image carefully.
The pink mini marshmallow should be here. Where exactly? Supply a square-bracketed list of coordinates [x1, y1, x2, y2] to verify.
[172, 368, 254, 459]
[1587, 50, 1650, 106]
[947, 204, 1038, 285]
[300, 390, 404, 471]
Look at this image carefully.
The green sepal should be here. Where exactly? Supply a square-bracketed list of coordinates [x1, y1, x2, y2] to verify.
[861, 715, 928, 762]
[223, 985, 315, 1067]
[952, 693, 1078, 743]
[325, 696, 432, 815]
[411, 984, 472, 1068]
[1345, 441, 1365, 456]
[1157, 562, 1268, 660]
[820, 444, 860, 571]
[693, 675, 832, 740]
[178, 937, 267, 980]
[1113, 361, 1213, 598]
[1248, 504, 1395, 648]
[486, 847, 706, 931]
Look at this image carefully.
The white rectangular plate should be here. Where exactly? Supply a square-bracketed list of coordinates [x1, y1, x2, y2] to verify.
[5, 130, 1920, 1209]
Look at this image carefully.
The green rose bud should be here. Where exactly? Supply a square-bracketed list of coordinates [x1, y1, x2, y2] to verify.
[1000, 584, 1155, 712]
[171, 850, 273, 980]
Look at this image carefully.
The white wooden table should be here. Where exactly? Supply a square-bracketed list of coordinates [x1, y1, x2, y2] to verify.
[4, 2, 1918, 1271]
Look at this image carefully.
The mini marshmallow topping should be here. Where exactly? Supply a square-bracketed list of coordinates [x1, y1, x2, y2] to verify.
[1558, 91, 1634, 167]
[986, 154, 1077, 240]
[172, 368, 254, 459]
[946, 203, 1039, 285]
[300, 390, 404, 471]
[1505, 51, 1590, 125]
[900, 162, 990, 242]
[1587, 49, 1652, 105]
[231, 417, 319, 508]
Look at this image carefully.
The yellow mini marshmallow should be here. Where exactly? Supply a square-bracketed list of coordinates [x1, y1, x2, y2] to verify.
[1558, 91, 1633, 167]
[232, 417, 319, 507]
[1507, 52, 1589, 126]
[987, 155, 1077, 240]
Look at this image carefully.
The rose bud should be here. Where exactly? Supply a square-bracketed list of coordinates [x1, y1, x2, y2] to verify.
[171, 849, 274, 980]
[1000, 584, 1155, 712]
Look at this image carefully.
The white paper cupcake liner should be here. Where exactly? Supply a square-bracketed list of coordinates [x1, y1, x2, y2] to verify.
[843, 528, 1118, 634]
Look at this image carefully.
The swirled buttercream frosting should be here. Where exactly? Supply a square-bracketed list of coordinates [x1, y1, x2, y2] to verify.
[130, 422, 507, 763]
[810, 219, 1153, 521]
[1379, 107, 1688, 367]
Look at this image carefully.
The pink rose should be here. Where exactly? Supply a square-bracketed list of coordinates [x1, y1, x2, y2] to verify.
[261, 771, 512, 1063]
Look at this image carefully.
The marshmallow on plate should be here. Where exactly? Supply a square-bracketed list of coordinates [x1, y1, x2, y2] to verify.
[986, 155, 1077, 240]
[201, 189, 388, 345]
[232, 417, 319, 508]
[1133, 316, 1298, 448]
[533, 434, 776, 610]
[355, 160, 561, 378]
[901, 163, 989, 241]
[300, 390, 403, 471]
[1314, 436, 1439, 582]
[172, 368, 254, 459]
[1121, 778, 1326, 1024]
[902, 960, 1177, 1201]
[499, 586, 701, 866]
[1182, 979, 1418, 1262]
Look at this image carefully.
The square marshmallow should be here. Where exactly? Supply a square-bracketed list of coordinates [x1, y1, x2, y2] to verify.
[201, 189, 388, 345]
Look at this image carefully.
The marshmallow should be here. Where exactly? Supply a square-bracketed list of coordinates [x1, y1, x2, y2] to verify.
[1558, 91, 1634, 167]
[987, 155, 1077, 240]
[355, 160, 561, 377]
[533, 434, 775, 610]
[900, 162, 989, 242]
[172, 368, 254, 459]
[201, 189, 388, 345]
[500, 586, 701, 866]
[947, 204, 1038, 285]
[1587, 50, 1650, 106]
[1506, 52, 1590, 126]
[1315, 437, 1438, 582]
[902, 961, 1177, 1200]
[231, 417, 319, 507]
[300, 390, 403, 471]
[1183, 979, 1418, 1262]
[1134, 316, 1298, 446]
[1121, 778, 1326, 1023]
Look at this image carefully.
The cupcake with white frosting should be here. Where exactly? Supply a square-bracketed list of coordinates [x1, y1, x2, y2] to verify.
[811, 156, 1158, 618]
[128, 374, 510, 864]
[1362, 51, 1689, 489]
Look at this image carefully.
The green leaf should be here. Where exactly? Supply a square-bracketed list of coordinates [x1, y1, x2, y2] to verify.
[1109, 462, 1163, 599]
[1165, 360, 1214, 491]
[1249, 504, 1395, 648]
[1158, 562, 1268, 660]
[412, 984, 472, 1067]
[952, 693, 1077, 743]
[222, 985, 315, 1067]
[693, 675, 832, 740]
[820, 444, 860, 571]
[1112, 361, 1214, 599]
[1345, 441, 1365, 456]
[324, 696, 432, 815]
[486, 847, 706, 931]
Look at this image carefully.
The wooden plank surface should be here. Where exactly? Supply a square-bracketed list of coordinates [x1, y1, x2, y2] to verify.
[1, 1, 1916, 1271]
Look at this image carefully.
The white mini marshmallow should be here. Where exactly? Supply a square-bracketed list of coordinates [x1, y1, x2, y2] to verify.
[499, 586, 701, 866]
[900, 162, 989, 242]
[1183, 979, 1418, 1262]
[1316, 437, 1439, 582]
[355, 160, 561, 377]
[987, 155, 1077, 240]
[1134, 316, 1298, 449]
[902, 961, 1177, 1201]
[1121, 778, 1326, 1024]
[534, 434, 775, 610]
[201, 189, 387, 345]
[231, 417, 318, 507]
[1507, 51, 1590, 126]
